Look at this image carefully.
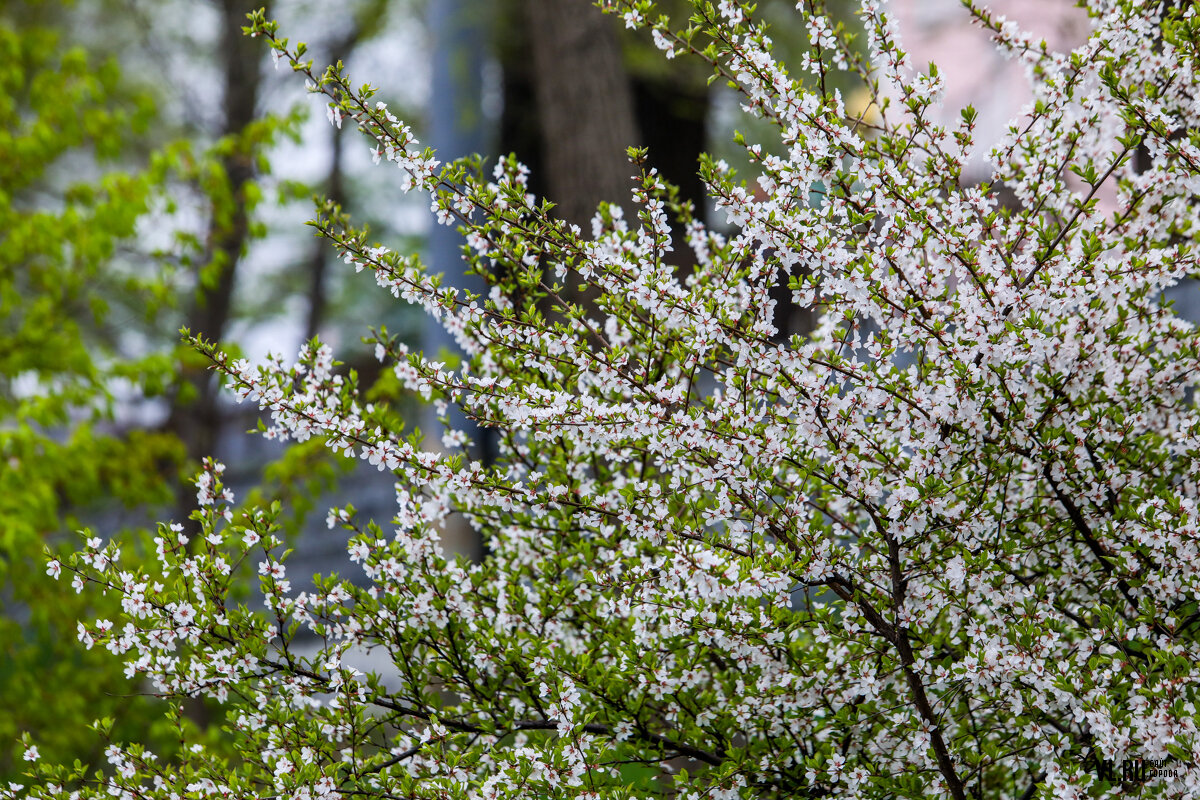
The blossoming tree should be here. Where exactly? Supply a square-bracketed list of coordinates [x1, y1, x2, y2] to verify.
[12, 0, 1200, 797]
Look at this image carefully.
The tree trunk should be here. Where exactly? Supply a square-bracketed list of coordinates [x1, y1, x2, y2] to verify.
[166, 0, 264, 504]
[522, 0, 640, 228]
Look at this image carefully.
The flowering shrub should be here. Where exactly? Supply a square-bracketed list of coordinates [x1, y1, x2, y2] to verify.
[13, 0, 1200, 798]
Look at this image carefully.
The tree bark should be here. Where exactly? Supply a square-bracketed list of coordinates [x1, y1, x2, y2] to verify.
[166, 0, 264, 496]
[522, 0, 640, 228]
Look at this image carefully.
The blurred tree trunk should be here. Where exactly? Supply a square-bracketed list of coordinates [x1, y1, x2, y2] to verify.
[166, 0, 264, 512]
[304, 15, 370, 343]
[521, 0, 639, 228]
[163, 0, 266, 730]
[303, 126, 343, 342]
[504, 2, 817, 342]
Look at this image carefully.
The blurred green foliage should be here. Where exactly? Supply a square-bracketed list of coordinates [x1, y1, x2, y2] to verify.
[0, 11, 198, 779]
[0, 0, 414, 779]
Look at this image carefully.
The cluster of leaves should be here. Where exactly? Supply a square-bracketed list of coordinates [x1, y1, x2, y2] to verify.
[12, 0, 1200, 798]
[0, 13, 194, 777]
[0, 4, 326, 782]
